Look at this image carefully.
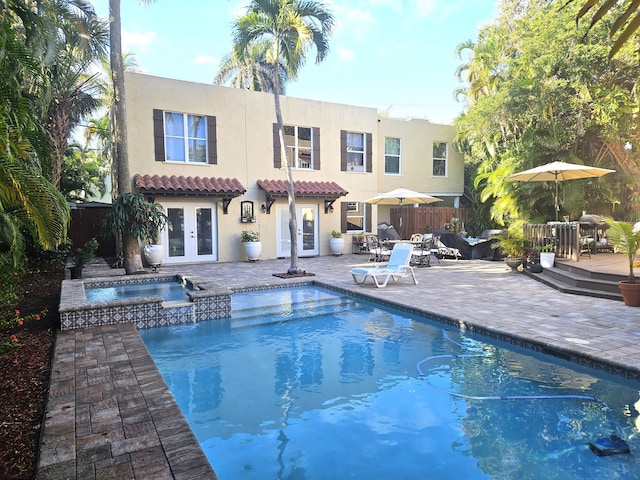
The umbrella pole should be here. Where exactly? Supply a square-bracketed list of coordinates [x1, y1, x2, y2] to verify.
[399, 199, 403, 239]
[555, 178, 559, 221]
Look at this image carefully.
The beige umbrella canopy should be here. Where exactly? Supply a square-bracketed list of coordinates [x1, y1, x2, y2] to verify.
[365, 187, 442, 238]
[508, 161, 615, 221]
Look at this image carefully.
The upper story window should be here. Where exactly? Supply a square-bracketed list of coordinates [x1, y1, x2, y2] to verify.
[432, 141, 447, 177]
[285, 125, 314, 169]
[347, 132, 365, 172]
[341, 130, 372, 172]
[384, 137, 401, 175]
[153, 109, 217, 164]
[273, 124, 320, 170]
[164, 112, 207, 163]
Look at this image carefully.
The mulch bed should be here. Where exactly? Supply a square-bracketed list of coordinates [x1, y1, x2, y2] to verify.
[272, 272, 316, 279]
[0, 270, 63, 480]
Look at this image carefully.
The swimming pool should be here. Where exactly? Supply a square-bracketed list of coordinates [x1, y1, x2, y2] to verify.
[140, 286, 640, 479]
[85, 278, 195, 302]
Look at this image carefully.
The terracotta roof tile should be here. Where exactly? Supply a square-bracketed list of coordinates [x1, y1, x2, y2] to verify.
[257, 179, 348, 198]
[134, 174, 246, 197]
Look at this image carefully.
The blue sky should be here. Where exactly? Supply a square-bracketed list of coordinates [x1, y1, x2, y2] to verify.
[91, 0, 498, 124]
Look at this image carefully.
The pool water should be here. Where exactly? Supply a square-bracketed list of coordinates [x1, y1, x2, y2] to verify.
[140, 286, 640, 479]
[85, 279, 193, 302]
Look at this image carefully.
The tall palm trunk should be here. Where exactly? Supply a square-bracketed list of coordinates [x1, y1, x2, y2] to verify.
[46, 97, 72, 189]
[109, 0, 142, 274]
[272, 45, 300, 274]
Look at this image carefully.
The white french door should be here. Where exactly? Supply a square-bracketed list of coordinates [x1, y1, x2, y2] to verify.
[161, 201, 218, 263]
[276, 204, 319, 257]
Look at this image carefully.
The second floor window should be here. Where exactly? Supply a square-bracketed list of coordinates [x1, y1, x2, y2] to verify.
[165, 112, 207, 163]
[341, 130, 372, 172]
[433, 141, 447, 177]
[273, 124, 320, 170]
[153, 109, 217, 164]
[347, 132, 365, 172]
[384, 137, 401, 175]
[284, 125, 314, 169]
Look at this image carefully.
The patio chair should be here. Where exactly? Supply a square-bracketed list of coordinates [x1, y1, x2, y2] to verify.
[351, 242, 418, 288]
[410, 233, 430, 266]
[365, 234, 391, 262]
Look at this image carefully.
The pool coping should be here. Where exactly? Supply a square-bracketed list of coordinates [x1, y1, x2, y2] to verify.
[39, 277, 640, 479]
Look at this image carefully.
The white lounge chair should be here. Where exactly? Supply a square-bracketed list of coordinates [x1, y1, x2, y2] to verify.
[351, 242, 418, 288]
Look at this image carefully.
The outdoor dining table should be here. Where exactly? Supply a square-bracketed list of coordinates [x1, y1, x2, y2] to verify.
[382, 239, 432, 267]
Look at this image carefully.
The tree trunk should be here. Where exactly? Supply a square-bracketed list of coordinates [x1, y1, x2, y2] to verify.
[122, 233, 143, 274]
[109, 0, 131, 195]
[273, 84, 300, 274]
[110, 0, 141, 274]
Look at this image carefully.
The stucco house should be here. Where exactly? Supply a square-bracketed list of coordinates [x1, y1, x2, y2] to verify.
[123, 72, 464, 263]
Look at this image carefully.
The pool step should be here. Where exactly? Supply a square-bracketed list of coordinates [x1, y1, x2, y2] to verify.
[230, 296, 353, 329]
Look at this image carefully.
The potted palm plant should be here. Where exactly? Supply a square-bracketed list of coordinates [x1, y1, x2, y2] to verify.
[69, 238, 99, 279]
[241, 230, 262, 261]
[491, 225, 526, 273]
[605, 219, 640, 306]
[329, 230, 344, 256]
[102, 193, 168, 273]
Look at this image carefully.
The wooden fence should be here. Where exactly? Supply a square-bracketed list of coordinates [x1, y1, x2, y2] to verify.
[390, 206, 474, 238]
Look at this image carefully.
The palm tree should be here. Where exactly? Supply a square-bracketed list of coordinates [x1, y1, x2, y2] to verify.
[214, 40, 289, 93]
[37, 0, 109, 189]
[0, 0, 70, 266]
[108, 0, 153, 274]
[232, 0, 335, 274]
[563, 0, 640, 58]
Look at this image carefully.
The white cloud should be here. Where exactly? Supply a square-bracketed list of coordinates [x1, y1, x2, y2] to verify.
[409, 0, 436, 19]
[337, 48, 355, 61]
[194, 55, 215, 66]
[122, 29, 157, 53]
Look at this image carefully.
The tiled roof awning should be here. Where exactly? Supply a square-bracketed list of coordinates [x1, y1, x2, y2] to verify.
[257, 179, 348, 214]
[134, 174, 246, 214]
[135, 174, 245, 197]
[257, 179, 348, 198]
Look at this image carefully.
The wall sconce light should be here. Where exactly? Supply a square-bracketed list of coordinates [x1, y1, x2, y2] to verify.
[261, 204, 266, 213]
[328, 205, 334, 213]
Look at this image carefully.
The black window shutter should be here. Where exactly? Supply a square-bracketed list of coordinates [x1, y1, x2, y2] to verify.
[207, 115, 217, 165]
[341, 202, 348, 232]
[365, 203, 372, 232]
[366, 133, 372, 173]
[153, 109, 165, 162]
[340, 130, 347, 171]
[313, 128, 320, 170]
[273, 123, 282, 168]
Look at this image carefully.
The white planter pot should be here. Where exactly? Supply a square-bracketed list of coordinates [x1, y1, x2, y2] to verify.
[244, 241, 262, 261]
[144, 244, 164, 266]
[329, 237, 345, 256]
[539, 252, 555, 269]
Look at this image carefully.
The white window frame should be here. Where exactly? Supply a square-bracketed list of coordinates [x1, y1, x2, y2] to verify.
[164, 112, 208, 164]
[432, 141, 448, 177]
[346, 202, 365, 234]
[284, 125, 314, 169]
[384, 137, 401, 175]
[346, 132, 366, 172]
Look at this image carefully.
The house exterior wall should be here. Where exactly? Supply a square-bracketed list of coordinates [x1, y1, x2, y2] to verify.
[124, 72, 464, 263]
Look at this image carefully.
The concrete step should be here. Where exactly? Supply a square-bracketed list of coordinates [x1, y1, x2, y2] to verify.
[524, 264, 624, 301]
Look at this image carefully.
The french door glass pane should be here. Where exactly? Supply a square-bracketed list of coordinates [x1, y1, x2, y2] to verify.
[301, 208, 315, 251]
[167, 208, 185, 257]
[196, 208, 212, 255]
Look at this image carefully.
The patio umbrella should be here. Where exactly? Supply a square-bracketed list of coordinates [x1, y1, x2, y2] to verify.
[365, 187, 442, 238]
[508, 161, 615, 221]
